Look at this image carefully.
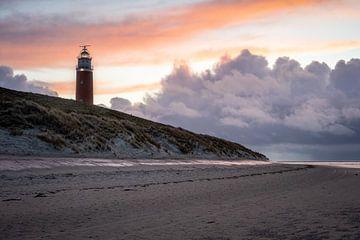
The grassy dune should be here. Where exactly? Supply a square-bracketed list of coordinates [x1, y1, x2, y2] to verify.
[0, 87, 267, 160]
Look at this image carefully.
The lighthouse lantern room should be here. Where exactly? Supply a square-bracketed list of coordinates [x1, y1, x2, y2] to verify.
[76, 45, 93, 104]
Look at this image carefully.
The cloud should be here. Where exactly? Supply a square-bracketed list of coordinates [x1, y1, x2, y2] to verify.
[0, 66, 57, 96]
[330, 59, 360, 97]
[0, 0, 323, 68]
[110, 50, 360, 160]
[110, 97, 131, 112]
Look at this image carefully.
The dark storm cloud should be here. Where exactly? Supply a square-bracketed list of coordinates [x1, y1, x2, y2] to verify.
[110, 50, 360, 160]
[0, 66, 58, 96]
[330, 59, 360, 97]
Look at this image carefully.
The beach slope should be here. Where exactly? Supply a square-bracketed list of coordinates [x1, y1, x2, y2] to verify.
[1, 161, 359, 239]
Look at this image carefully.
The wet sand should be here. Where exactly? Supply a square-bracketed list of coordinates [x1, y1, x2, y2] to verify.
[1, 160, 360, 240]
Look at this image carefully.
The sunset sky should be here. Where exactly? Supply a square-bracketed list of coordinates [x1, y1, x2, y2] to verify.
[1, 0, 360, 160]
[1, 0, 360, 103]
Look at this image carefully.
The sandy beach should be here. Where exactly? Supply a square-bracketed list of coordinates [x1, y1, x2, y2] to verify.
[1, 158, 360, 240]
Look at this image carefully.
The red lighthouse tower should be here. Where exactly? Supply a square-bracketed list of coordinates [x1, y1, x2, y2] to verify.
[76, 45, 93, 104]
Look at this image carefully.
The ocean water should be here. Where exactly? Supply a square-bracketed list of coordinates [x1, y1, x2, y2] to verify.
[277, 161, 360, 169]
[0, 158, 271, 171]
[0, 158, 359, 171]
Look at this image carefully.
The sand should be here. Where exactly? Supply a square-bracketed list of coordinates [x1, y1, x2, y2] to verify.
[1, 159, 360, 240]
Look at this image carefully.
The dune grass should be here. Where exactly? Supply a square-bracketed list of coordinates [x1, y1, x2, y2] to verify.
[0, 87, 267, 159]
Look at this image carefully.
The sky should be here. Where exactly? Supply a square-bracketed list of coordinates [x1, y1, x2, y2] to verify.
[1, 0, 360, 160]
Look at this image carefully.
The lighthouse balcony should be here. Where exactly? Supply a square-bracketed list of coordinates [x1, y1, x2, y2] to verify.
[76, 66, 94, 71]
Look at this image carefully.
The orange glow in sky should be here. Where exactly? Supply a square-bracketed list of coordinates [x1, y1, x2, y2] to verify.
[1, 0, 360, 104]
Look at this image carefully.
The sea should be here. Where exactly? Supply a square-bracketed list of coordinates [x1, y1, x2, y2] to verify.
[0, 157, 359, 171]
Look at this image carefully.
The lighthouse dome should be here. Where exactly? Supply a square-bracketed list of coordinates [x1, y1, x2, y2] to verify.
[77, 45, 93, 70]
[79, 49, 91, 59]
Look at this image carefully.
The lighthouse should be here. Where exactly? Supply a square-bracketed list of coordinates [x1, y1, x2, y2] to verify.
[76, 45, 93, 104]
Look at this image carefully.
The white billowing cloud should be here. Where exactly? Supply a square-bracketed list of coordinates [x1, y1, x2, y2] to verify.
[0, 66, 57, 96]
[110, 50, 360, 160]
[282, 97, 353, 135]
[110, 97, 131, 112]
[168, 102, 201, 118]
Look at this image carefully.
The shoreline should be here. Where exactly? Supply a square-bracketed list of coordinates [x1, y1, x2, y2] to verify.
[1, 155, 359, 173]
[0, 155, 270, 172]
